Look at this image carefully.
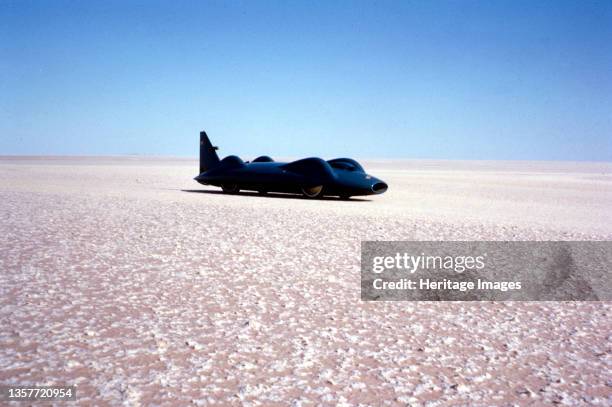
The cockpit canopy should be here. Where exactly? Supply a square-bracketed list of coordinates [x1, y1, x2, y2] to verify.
[253, 155, 274, 163]
[327, 158, 364, 173]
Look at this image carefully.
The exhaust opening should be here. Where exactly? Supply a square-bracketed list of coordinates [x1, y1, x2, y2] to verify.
[372, 182, 388, 194]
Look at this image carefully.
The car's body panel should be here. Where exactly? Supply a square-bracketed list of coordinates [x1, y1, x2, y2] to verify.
[194, 131, 387, 198]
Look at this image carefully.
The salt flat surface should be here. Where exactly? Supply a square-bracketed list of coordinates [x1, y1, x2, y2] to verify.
[0, 157, 610, 405]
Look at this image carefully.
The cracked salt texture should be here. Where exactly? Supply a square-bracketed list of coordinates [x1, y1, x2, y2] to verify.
[0, 157, 610, 405]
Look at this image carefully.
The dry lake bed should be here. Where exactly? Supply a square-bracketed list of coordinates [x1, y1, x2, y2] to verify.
[1, 156, 611, 405]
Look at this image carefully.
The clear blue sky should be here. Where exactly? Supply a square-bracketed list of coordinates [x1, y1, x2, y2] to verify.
[1, 0, 611, 160]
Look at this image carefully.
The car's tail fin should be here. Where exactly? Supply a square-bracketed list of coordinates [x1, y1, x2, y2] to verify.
[200, 130, 220, 173]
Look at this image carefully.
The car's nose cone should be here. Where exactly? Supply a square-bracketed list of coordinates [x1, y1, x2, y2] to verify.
[366, 175, 388, 194]
[371, 181, 388, 194]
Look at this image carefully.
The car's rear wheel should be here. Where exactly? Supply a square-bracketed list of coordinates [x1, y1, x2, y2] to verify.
[221, 183, 239, 194]
[301, 185, 324, 198]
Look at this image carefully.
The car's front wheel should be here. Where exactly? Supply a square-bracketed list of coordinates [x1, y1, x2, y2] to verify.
[221, 184, 240, 194]
[301, 185, 324, 198]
